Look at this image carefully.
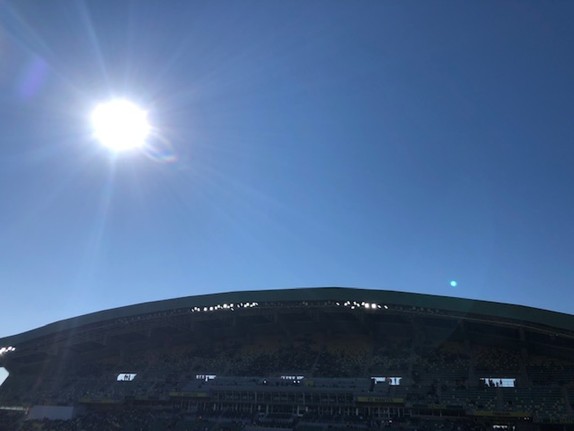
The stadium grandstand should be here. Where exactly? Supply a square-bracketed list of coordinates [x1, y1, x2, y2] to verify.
[1, 287, 574, 431]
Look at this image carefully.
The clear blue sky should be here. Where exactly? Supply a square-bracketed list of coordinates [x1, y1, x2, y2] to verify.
[1, 1, 574, 337]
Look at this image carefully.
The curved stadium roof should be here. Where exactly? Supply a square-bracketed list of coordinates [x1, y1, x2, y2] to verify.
[2, 287, 574, 347]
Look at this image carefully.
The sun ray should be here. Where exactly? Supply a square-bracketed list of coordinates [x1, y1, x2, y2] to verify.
[75, 0, 110, 87]
[73, 159, 117, 292]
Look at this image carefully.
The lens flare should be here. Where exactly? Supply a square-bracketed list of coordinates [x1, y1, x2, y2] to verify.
[142, 134, 177, 163]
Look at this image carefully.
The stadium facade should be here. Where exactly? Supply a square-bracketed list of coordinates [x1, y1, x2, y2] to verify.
[1, 287, 574, 430]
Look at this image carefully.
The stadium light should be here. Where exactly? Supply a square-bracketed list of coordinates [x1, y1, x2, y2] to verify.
[0, 346, 15, 355]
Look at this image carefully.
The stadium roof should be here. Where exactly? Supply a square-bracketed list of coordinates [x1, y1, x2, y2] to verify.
[2, 287, 574, 347]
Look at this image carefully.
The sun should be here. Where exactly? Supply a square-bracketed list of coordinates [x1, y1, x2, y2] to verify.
[90, 99, 151, 152]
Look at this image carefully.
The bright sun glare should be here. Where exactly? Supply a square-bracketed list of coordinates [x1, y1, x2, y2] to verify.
[91, 99, 150, 152]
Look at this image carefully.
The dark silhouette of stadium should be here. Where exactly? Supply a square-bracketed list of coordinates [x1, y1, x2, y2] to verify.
[1, 287, 574, 430]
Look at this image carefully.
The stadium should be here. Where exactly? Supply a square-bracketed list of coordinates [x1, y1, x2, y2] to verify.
[1, 287, 574, 431]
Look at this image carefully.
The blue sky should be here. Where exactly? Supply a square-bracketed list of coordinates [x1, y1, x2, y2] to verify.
[1, 0, 574, 337]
